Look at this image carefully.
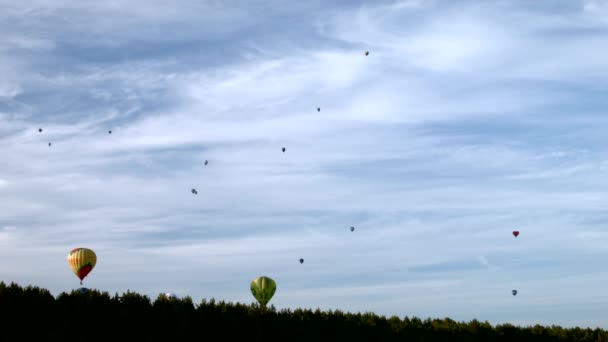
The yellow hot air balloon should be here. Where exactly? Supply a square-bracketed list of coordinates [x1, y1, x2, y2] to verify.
[250, 276, 276, 307]
[67, 247, 97, 285]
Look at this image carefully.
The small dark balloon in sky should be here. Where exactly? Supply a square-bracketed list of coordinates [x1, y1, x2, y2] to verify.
[317, 107, 320, 112]
[108, 130, 112, 134]
[365, 50, 369, 56]
[38, 128, 42, 133]
[282, 147, 286, 152]
[205, 160, 208, 166]
[191, 189, 197, 195]
[350, 226, 355, 232]
[48, 142, 51, 146]
[299, 258, 304, 264]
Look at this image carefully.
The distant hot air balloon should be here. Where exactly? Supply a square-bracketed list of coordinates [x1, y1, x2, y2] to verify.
[299, 258, 304, 264]
[78, 287, 89, 294]
[513, 231, 519, 237]
[350, 226, 355, 232]
[317, 107, 320, 112]
[364, 51, 369, 56]
[204, 160, 208, 166]
[48, 142, 51, 147]
[108, 130, 112, 134]
[251, 276, 276, 307]
[67, 248, 97, 285]
[164, 292, 178, 299]
[191, 189, 197, 195]
[282, 147, 286, 152]
[512, 290, 517, 296]
[38, 128, 42, 133]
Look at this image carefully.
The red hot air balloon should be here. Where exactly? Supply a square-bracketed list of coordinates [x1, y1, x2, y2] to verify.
[513, 231, 519, 237]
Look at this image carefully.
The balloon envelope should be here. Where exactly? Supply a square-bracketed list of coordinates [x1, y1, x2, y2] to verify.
[251, 276, 276, 307]
[67, 248, 97, 284]
[512, 290, 517, 296]
[78, 287, 89, 294]
[513, 231, 519, 237]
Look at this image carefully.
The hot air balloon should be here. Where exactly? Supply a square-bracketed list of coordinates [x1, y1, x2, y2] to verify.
[317, 107, 320, 112]
[164, 292, 178, 299]
[204, 160, 208, 166]
[513, 231, 519, 237]
[282, 147, 286, 152]
[512, 290, 517, 296]
[350, 226, 355, 232]
[48, 142, 51, 147]
[191, 189, 197, 195]
[108, 130, 112, 134]
[38, 128, 42, 133]
[67, 248, 97, 285]
[78, 287, 89, 294]
[299, 258, 304, 264]
[364, 51, 369, 56]
[250, 276, 276, 307]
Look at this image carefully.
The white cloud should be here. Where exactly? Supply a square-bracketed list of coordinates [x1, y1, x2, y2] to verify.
[0, 0, 607, 330]
[0, 83, 22, 98]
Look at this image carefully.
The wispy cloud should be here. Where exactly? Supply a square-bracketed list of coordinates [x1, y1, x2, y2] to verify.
[0, 0, 607, 329]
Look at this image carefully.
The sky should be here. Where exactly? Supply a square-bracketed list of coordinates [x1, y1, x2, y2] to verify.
[1, 0, 608, 330]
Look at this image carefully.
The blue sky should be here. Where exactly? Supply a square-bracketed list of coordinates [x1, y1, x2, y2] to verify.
[1, 0, 608, 329]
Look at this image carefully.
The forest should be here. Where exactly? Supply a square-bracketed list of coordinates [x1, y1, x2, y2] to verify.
[1, 281, 607, 341]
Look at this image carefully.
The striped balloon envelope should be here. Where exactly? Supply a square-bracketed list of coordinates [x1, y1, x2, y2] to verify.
[67, 247, 97, 285]
[250, 276, 276, 307]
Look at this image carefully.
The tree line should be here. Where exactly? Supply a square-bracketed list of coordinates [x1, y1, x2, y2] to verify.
[1, 281, 606, 341]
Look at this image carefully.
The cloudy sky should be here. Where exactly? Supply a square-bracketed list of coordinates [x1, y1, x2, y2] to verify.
[1, 0, 608, 329]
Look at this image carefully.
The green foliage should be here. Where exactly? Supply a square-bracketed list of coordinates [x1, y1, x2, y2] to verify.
[0, 280, 606, 341]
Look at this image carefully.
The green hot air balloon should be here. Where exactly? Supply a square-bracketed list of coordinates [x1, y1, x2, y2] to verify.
[250, 276, 276, 307]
